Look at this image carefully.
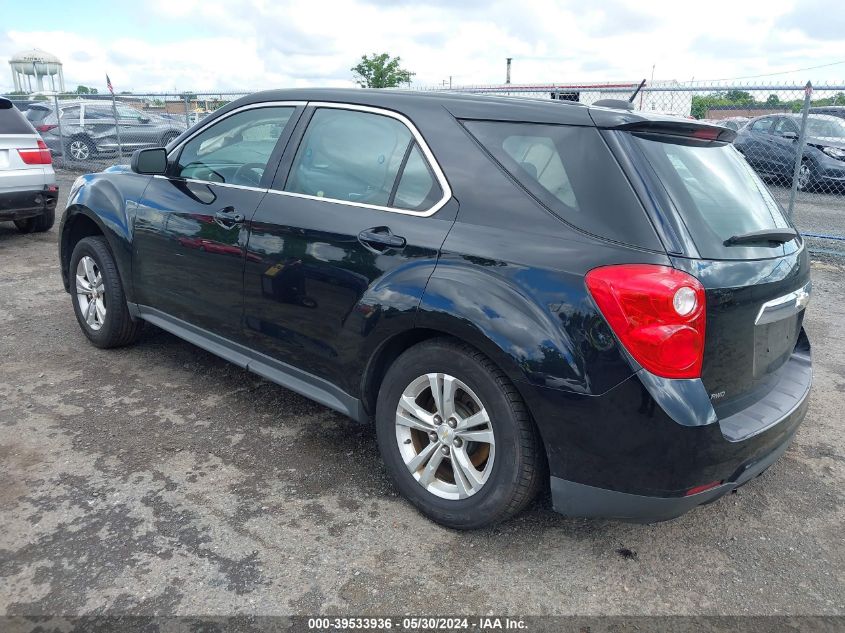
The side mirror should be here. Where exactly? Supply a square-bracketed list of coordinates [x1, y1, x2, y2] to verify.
[782, 131, 798, 141]
[131, 147, 168, 175]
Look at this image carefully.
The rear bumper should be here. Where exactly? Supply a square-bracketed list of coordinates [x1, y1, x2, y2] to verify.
[550, 415, 802, 523]
[0, 185, 59, 220]
[523, 335, 812, 522]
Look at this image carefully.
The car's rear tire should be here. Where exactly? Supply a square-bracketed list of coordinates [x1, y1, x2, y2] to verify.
[14, 208, 55, 233]
[69, 236, 143, 348]
[66, 137, 95, 162]
[375, 338, 545, 529]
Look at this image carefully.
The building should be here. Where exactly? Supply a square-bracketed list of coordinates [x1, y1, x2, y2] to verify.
[9, 49, 65, 93]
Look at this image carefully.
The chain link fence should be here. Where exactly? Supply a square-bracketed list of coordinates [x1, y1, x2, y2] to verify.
[422, 80, 845, 257]
[4, 81, 844, 256]
[3, 91, 249, 172]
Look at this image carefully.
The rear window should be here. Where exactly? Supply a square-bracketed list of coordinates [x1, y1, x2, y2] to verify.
[463, 121, 660, 250]
[0, 101, 37, 134]
[24, 107, 51, 124]
[630, 134, 791, 259]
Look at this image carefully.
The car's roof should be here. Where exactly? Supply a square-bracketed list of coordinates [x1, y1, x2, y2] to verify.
[785, 113, 842, 122]
[233, 88, 710, 129]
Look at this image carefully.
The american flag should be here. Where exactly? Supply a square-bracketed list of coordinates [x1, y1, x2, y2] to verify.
[106, 74, 114, 94]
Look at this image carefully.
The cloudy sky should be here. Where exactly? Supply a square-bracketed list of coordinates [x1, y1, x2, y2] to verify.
[1, 0, 843, 93]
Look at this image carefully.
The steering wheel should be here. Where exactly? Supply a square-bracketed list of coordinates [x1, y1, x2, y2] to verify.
[233, 162, 266, 187]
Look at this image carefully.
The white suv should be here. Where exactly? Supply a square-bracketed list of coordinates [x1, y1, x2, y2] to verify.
[0, 98, 58, 233]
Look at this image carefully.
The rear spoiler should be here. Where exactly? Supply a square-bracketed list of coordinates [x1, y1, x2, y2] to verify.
[604, 119, 736, 143]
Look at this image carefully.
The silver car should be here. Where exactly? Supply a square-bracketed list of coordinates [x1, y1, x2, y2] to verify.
[0, 98, 57, 233]
[25, 99, 186, 162]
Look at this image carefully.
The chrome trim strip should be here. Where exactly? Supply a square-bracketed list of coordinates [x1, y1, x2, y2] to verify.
[151, 174, 268, 193]
[164, 100, 452, 217]
[754, 282, 811, 326]
[267, 101, 452, 217]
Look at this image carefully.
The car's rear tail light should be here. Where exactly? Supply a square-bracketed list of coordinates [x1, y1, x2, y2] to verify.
[35, 124, 57, 133]
[585, 264, 706, 379]
[18, 140, 52, 165]
[685, 480, 722, 496]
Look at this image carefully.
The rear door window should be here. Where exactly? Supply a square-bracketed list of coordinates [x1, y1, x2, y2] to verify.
[392, 143, 442, 211]
[285, 108, 412, 208]
[0, 102, 37, 134]
[462, 120, 661, 250]
[629, 133, 792, 259]
[61, 106, 81, 123]
[84, 106, 115, 121]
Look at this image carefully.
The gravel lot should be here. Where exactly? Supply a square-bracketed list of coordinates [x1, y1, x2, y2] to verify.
[0, 170, 843, 617]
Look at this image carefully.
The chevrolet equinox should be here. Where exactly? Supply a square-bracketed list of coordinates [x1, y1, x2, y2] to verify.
[59, 89, 812, 529]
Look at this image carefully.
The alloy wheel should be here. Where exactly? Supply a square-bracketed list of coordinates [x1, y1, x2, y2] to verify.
[395, 373, 495, 500]
[69, 139, 91, 161]
[798, 163, 811, 190]
[75, 256, 106, 330]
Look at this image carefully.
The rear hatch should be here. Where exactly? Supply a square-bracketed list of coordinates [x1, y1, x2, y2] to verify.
[607, 120, 811, 434]
[0, 99, 53, 187]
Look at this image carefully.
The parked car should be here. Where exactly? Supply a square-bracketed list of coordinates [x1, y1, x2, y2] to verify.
[0, 97, 57, 233]
[809, 105, 845, 120]
[59, 90, 812, 528]
[704, 116, 749, 131]
[25, 99, 186, 162]
[733, 113, 845, 191]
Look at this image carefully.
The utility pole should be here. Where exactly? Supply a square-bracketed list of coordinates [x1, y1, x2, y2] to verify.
[506, 58, 512, 84]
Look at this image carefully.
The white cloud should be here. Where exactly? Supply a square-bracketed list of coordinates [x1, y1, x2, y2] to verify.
[2, 0, 844, 94]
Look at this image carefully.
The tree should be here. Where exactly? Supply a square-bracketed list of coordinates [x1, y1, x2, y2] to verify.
[75, 85, 98, 95]
[351, 53, 414, 88]
[723, 89, 753, 104]
[766, 94, 780, 106]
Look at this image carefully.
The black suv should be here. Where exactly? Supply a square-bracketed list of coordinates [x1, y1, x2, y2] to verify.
[59, 89, 812, 529]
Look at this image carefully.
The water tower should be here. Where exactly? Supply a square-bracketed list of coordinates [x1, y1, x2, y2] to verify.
[9, 49, 65, 93]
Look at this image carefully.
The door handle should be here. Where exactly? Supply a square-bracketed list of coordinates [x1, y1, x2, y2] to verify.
[358, 227, 406, 250]
[214, 207, 244, 228]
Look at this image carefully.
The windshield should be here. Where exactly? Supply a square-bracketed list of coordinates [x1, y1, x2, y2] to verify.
[631, 134, 792, 259]
[804, 116, 845, 138]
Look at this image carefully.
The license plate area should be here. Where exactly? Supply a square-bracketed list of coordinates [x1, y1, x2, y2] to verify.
[753, 314, 799, 378]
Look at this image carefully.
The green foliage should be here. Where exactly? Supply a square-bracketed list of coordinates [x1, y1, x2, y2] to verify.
[351, 53, 414, 88]
[692, 88, 845, 120]
[75, 85, 98, 95]
[724, 89, 753, 104]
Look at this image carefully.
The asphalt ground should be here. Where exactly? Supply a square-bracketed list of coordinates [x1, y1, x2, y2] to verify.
[0, 170, 842, 619]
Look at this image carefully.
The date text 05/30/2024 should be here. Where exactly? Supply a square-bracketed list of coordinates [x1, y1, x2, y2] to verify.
[307, 617, 528, 631]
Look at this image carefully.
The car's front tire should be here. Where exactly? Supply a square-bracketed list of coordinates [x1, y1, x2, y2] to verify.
[797, 159, 816, 192]
[69, 236, 143, 348]
[376, 338, 545, 529]
[14, 208, 55, 233]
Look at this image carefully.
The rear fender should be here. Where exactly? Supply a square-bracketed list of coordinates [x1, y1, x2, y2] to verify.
[418, 258, 625, 395]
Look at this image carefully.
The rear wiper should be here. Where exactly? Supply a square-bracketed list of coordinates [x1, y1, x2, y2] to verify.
[724, 229, 797, 246]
